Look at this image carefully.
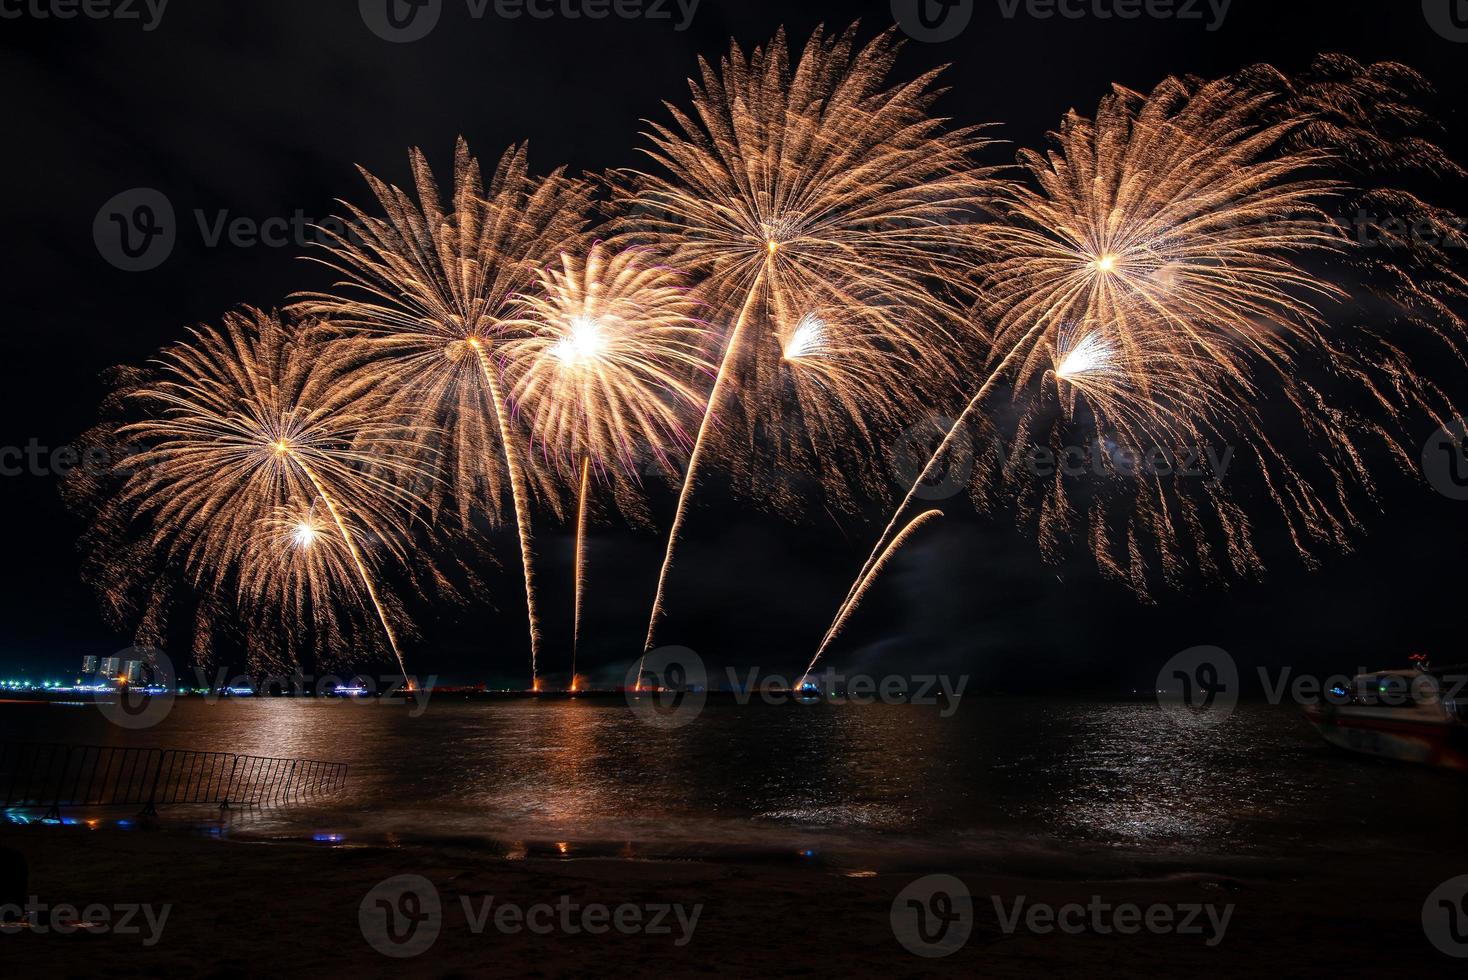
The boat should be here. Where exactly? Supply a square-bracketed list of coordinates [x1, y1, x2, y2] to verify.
[1302, 657, 1468, 769]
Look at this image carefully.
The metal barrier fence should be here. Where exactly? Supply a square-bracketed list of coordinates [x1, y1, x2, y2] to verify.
[0, 742, 349, 818]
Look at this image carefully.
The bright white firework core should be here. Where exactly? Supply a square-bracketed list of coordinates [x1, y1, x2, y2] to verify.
[783, 314, 829, 360]
[1093, 253, 1120, 273]
[292, 522, 320, 550]
[1056, 332, 1115, 379]
[552, 315, 609, 366]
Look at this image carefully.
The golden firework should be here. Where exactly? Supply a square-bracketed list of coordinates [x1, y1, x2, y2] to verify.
[612, 24, 1003, 654]
[295, 138, 595, 687]
[501, 244, 713, 674]
[814, 67, 1467, 667]
[114, 308, 426, 679]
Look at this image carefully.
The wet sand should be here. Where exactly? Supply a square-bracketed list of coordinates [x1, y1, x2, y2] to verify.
[0, 822, 1457, 977]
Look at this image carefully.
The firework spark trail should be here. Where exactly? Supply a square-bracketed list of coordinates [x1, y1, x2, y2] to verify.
[469, 336, 544, 684]
[641, 265, 766, 661]
[803, 508, 943, 678]
[571, 455, 590, 686]
[813, 321, 1050, 668]
[295, 460, 410, 685]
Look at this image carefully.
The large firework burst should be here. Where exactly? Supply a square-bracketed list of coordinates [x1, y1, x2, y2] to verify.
[112, 308, 426, 679]
[295, 139, 595, 687]
[813, 65, 1467, 670]
[612, 23, 1003, 654]
[501, 243, 713, 677]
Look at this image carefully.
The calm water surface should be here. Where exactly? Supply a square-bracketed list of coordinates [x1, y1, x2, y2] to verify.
[5, 696, 1465, 870]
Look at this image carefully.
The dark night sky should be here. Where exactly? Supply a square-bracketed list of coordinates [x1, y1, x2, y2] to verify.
[2, 0, 1466, 689]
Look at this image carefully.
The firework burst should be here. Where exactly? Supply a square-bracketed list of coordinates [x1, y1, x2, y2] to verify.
[813, 66, 1467, 668]
[612, 23, 1003, 654]
[501, 244, 713, 674]
[295, 139, 595, 687]
[111, 308, 426, 679]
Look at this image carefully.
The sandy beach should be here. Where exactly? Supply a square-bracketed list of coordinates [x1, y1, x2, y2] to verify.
[1, 821, 1457, 977]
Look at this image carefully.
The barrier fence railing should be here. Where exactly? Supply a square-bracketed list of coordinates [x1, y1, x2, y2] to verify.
[0, 742, 349, 818]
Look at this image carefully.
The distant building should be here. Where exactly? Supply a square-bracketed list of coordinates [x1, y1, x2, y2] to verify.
[124, 661, 146, 686]
[99, 657, 121, 680]
[81, 656, 99, 676]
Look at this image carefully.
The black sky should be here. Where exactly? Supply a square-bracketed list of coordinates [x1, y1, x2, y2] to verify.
[2, 0, 1466, 688]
